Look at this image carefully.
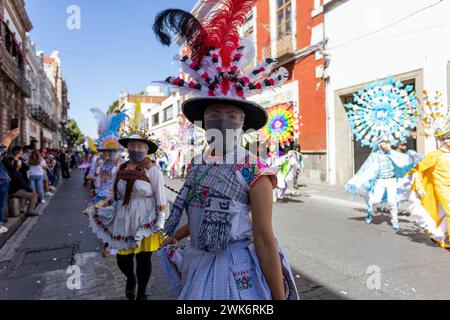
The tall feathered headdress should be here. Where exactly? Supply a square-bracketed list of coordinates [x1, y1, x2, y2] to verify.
[344, 76, 419, 147]
[87, 137, 98, 153]
[421, 90, 450, 139]
[152, 0, 289, 131]
[90, 108, 128, 151]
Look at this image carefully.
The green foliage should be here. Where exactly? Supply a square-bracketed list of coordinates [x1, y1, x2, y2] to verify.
[107, 100, 120, 114]
[67, 119, 85, 148]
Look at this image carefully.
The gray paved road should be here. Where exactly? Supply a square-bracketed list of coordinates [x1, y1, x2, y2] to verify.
[0, 172, 172, 300]
[1, 173, 448, 300]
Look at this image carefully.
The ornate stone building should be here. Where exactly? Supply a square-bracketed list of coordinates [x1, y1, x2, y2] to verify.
[0, 0, 33, 145]
[43, 52, 70, 148]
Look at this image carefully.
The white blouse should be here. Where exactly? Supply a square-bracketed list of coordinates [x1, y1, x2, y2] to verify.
[115, 166, 167, 209]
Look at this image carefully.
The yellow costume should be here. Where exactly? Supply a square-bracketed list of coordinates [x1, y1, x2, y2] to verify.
[412, 147, 450, 246]
[117, 233, 162, 255]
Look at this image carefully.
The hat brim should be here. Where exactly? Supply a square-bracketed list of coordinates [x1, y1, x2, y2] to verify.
[182, 97, 268, 132]
[118, 138, 158, 154]
[97, 148, 121, 152]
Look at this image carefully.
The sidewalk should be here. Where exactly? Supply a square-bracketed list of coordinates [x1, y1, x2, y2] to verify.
[0, 181, 64, 253]
[0, 172, 173, 300]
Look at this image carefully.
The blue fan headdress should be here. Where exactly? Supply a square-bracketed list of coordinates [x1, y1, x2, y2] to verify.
[90, 108, 129, 151]
[344, 76, 419, 148]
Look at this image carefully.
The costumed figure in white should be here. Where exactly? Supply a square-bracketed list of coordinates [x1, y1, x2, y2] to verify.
[344, 77, 419, 231]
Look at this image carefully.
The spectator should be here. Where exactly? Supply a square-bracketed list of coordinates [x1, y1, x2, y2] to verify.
[46, 155, 58, 188]
[0, 128, 20, 234]
[7, 146, 29, 185]
[70, 152, 77, 169]
[28, 151, 47, 204]
[53, 152, 61, 186]
[30, 139, 38, 151]
[21, 144, 33, 166]
[41, 149, 54, 197]
[58, 149, 71, 179]
[7, 159, 39, 217]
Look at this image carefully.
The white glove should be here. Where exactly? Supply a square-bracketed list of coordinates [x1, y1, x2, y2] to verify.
[156, 214, 166, 231]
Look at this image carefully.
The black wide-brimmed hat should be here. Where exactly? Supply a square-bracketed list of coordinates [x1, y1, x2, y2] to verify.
[152, 3, 289, 133]
[119, 134, 158, 154]
[182, 97, 268, 131]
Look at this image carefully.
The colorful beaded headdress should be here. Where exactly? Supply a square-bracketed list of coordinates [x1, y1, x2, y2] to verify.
[90, 108, 128, 151]
[421, 90, 450, 140]
[153, 0, 289, 131]
[119, 101, 158, 154]
[344, 76, 419, 147]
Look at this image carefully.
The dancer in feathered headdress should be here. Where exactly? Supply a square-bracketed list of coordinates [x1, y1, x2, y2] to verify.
[84, 108, 128, 257]
[410, 90, 450, 248]
[86, 103, 168, 300]
[153, 0, 299, 300]
[345, 77, 420, 230]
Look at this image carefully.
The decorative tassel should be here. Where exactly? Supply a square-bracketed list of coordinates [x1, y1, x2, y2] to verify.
[196, 210, 231, 251]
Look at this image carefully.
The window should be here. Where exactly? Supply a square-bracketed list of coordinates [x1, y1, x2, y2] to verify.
[176, 100, 181, 115]
[152, 113, 160, 126]
[277, 0, 292, 38]
[243, 13, 254, 37]
[163, 107, 173, 122]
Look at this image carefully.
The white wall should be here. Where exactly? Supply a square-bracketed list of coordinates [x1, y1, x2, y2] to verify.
[324, 0, 450, 184]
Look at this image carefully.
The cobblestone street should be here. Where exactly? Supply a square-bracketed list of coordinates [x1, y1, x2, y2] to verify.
[0, 172, 342, 300]
[1, 171, 450, 300]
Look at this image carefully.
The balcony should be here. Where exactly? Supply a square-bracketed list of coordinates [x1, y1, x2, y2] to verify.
[29, 105, 57, 131]
[262, 33, 295, 62]
[0, 43, 31, 97]
[276, 33, 294, 59]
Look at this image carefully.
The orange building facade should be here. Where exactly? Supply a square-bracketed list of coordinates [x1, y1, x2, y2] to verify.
[250, 0, 328, 182]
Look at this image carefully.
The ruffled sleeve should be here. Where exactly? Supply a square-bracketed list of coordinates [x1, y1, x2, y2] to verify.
[148, 165, 167, 208]
[235, 155, 277, 190]
[411, 150, 440, 192]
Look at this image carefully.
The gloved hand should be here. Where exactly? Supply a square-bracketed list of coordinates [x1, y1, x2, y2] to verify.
[156, 214, 166, 231]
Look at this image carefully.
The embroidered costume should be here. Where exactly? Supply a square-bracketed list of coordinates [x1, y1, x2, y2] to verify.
[410, 90, 450, 248]
[274, 150, 304, 202]
[152, 0, 299, 300]
[83, 109, 128, 211]
[86, 129, 167, 254]
[344, 77, 419, 230]
[160, 149, 298, 299]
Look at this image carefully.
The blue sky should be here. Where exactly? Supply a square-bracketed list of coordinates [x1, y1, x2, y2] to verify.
[25, 0, 197, 138]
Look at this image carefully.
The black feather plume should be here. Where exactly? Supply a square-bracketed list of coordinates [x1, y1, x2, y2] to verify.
[152, 9, 207, 60]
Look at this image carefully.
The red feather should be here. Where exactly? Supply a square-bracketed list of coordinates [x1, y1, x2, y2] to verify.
[202, 0, 256, 68]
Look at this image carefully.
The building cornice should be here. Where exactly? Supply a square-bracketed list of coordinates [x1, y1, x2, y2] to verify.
[11, 0, 33, 31]
[323, 0, 349, 13]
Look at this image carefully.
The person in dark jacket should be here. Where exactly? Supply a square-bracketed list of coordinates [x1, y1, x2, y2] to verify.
[6, 146, 29, 185]
[7, 159, 38, 217]
[0, 128, 20, 233]
[58, 150, 71, 179]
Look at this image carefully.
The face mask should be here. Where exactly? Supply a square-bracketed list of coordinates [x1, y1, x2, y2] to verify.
[128, 151, 147, 163]
[205, 119, 243, 155]
[106, 151, 120, 161]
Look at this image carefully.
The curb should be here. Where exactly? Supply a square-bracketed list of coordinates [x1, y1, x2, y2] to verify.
[0, 180, 64, 263]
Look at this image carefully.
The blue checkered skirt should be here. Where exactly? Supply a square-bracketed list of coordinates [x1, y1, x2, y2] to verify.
[158, 240, 299, 300]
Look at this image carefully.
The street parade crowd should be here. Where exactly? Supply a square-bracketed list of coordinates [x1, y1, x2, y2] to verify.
[0, 131, 80, 234]
[1, 0, 450, 302]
